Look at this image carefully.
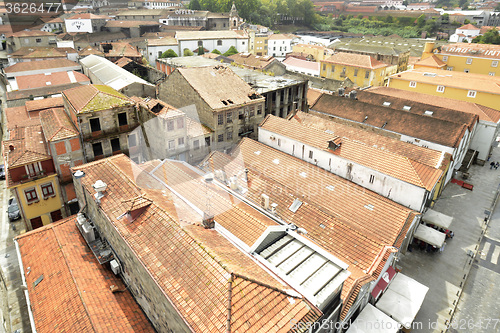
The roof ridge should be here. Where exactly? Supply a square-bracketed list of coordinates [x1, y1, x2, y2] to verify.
[14, 216, 70, 240]
[407, 158, 432, 189]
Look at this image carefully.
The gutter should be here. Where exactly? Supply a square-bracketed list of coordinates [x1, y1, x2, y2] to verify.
[14, 240, 37, 333]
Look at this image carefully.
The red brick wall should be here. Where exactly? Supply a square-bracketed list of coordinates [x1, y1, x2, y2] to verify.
[70, 138, 80, 152]
[55, 142, 66, 155]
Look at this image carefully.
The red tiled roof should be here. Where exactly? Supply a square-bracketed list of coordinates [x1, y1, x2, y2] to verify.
[73, 154, 321, 332]
[367, 86, 500, 123]
[440, 42, 500, 59]
[39, 108, 79, 141]
[4, 105, 40, 130]
[15, 71, 90, 91]
[114, 57, 133, 68]
[63, 84, 133, 113]
[15, 216, 155, 333]
[3, 59, 80, 74]
[103, 42, 142, 58]
[7, 30, 55, 37]
[260, 115, 443, 191]
[458, 23, 479, 30]
[414, 54, 447, 68]
[229, 53, 278, 69]
[3, 125, 50, 169]
[67, 13, 110, 19]
[78, 46, 104, 57]
[323, 52, 387, 69]
[25, 97, 64, 113]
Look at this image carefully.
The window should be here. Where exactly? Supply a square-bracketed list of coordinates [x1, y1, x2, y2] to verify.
[354, 69, 358, 77]
[369, 175, 375, 183]
[436, 85, 445, 93]
[168, 140, 175, 150]
[341, 67, 346, 77]
[25, 188, 38, 203]
[492, 61, 498, 68]
[128, 134, 137, 147]
[193, 139, 200, 150]
[41, 183, 55, 198]
[249, 109, 255, 117]
[218, 134, 224, 142]
[198, 40, 203, 47]
[442, 55, 448, 61]
[111, 138, 121, 152]
[205, 136, 211, 147]
[227, 131, 233, 140]
[365, 71, 370, 79]
[178, 137, 185, 146]
[89, 118, 101, 132]
[278, 138, 281, 146]
[309, 150, 313, 159]
[226, 112, 232, 123]
[218, 113, 224, 125]
[118, 112, 127, 126]
[489, 72, 495, 76]
[466, 58, 472, 65]
[467, 90, 476, 98]
[322, 64, 326, 71]
[447, 67, 453, 71]
[92, 142, 103, 156]
[217, 39, 222, 46]
[35, 38, 42, 43]
[464, 69, 470, 73]
[257, 105, 263, 115]
[167, 120, 174, 131]
[409, 81, 416, 88]
[332, 66, 335, 72]
[176, 118, 184, 129]
[239, 110, 244, 120]
[25, 162, 42, 177]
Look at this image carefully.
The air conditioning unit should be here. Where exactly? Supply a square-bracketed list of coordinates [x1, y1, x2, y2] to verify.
[110, 259, 121, 275]
[271, 203, 278, 215]
[82, 222, 95, 243]
[261, 193, 270, 209]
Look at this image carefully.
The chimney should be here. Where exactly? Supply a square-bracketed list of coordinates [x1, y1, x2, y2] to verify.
[9, 145, 14, 151]
[93, 180, 107, 202]
[202, 213, 215, 229]
[271, 203, 278, 215]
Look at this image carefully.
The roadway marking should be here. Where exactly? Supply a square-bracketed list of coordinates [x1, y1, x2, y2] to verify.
[492, 245, 500, 265]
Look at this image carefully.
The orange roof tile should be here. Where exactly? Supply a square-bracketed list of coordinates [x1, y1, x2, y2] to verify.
[63, 84, 133, 113]
[7, 30, 55, 37]
[73, 155, 321, 332]
[229, 53, 278, 70]
[367, 86, 500, 123]
[103, 42, 142, 58]
[4, 105, 40, 130]
[414, 54, 447, 68]
[39, 108, 79, 141]
[3, 59, 80, 74]
[323, 52, 388, 69]
[3, 125, 50, 168]
[260, 115, 442, 191]
[15, 216, 155, 333]
[16, 71, 90, 90]
[25, 97, 64, 113]
[458, 23, 479, 30]
[439, 42, 500, 59]
[291, 111, 446, 168]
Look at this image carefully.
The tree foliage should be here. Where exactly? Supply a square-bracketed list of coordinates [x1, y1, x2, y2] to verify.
[211, 49, 222, 54]
[183, 48, 194, 56]
[472, 29, 500, 44]
[161, 49, 178, 58]
[223, 46, 238, 56]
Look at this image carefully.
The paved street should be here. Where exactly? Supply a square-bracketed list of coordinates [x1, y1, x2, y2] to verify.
[398, 145, 500, 333]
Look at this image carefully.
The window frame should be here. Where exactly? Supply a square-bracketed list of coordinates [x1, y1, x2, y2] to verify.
[467, 90, 477, 98]
[118, 112, 128, 126]
[492, 60, 499, 68]
[41, 182, 55, 199]
[409, 81, 417, 88]
[92, 142, 104, 157]
[110, 137, 121, 152]
[25, 187, 39, 204]
[436, 85, 445, 93]
[89, 117, 101, 132]
[466, 58, 472, 65]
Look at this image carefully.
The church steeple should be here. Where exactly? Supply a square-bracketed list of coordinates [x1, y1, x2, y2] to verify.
[229, 2, 240, 30]
[230, 2, 238, 17]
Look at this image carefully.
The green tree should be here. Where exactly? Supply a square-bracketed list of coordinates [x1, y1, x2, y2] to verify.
[211, 49, 222, 54]
[416, 14, 425, 28]
[464, 19, 470, 24]
[357, 14, 364, 19]
[197, 46, 205, 55]
[188, 0, 201, 10]
[223, 46, 239, 56]
[496, 3, 500, 11]
[183, 48, 194, 56]
[472, 29, 500, 44]
[160, 49, 178, 58]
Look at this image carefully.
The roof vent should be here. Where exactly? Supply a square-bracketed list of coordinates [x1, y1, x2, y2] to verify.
[289, 198, 303, 213]
[9, 145, 14, 151]
[403, 105, 411, 111]
[423, 72, 437, 77]
[362, 116, 368, 123]
[424, 110, 434, 116]
[328, 137, 342, 150]
[383, 101, 391, 106]
[93, 180, 107, 202]
[271, 203, 278, 215]
[261, 193, 270, 209]
[382, 121, 388, 128]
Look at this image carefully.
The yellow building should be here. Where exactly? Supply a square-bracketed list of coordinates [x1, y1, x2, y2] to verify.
[320, 52, 388, 87]
[292, 44, 334, 62]
[3, 126, 65, 230]
[387, 68, 500, 111]
[421, 42, 500, 76]
[254, 34, 269, 56]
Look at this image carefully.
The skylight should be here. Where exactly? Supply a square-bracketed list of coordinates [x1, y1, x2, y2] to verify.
[424, 110, 434, 116]
[403, 106, 411, 111]
[383, 102, 391, 107]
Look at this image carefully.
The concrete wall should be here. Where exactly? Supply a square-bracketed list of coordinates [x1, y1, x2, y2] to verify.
[470, 120, 499, 161]
[259, 127, 429, 211]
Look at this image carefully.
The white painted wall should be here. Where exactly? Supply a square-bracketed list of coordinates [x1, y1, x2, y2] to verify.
[470, 120, 499, 161]
[147, 44, 180, 65]
[178, 38, 248, 56]
[65, 18, 93, 33]
[268, 39, 293, 58]
[259, 128, 429, 211]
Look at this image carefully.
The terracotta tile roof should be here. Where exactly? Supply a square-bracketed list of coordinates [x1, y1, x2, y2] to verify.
[15, 71, 90, 90]
[7, 30, 55, 37]
[268, 33, 296, 40]
[261, 115, 442, 191]
[229, 53, 277, 69]
[7, 83, 83, 101]
[283, 57, 320, 71]
[73, 154, 321, 332]
[114, 57, 133, 68]
[389, 68, 500, 95]
[175, 66, 263, 111]
[39, 108, 79, 142]
[356, 89, 478, 131]
[367, 86, 500, 123]
[63, 84, 133, 113]
[311, 93, 468, 148]
[146, 37, 178, 46]
[15, 216, 155, 333]
[25, 97, 64, 113]
[175, 30, 248, 40]
[4, 106, 40, 130]
[3, 59, 80, 74]
[102, 43, 142, 59]
[458, 23, 479, 30]
[291, 111, 446, 169]
[415, 54, 447, 68]
[133, 96, 184, 118]
[78, 46, 104, 57]
[439, 42, 500, 59]
[9, 47, 76, 59]
[306, 88, 329, 107]
[186, 117, 213, 136]
[323, 52, 388, 69]
[3, 125, 50, 168]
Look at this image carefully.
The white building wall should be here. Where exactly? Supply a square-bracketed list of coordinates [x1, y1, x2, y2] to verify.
[283, 62, 319, 77]
[178, 38, 248, 56]
[470, 120, 499, 161]
[148, 44, 180, 65]
[268, 39, 292, 58]
[259, 128, 428, 211]
[65, 18, 93, 33]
